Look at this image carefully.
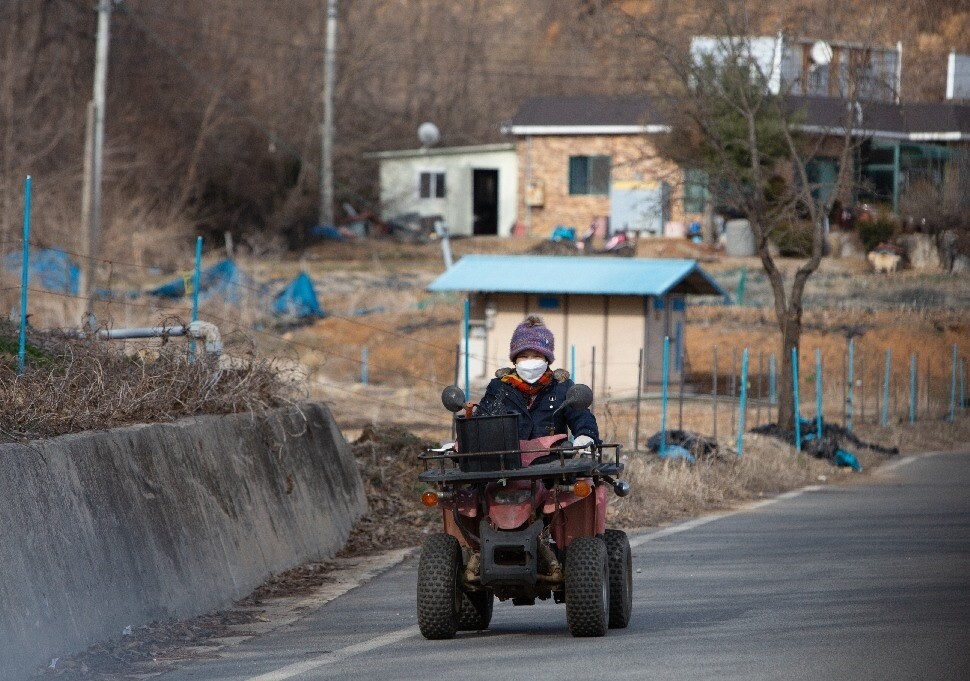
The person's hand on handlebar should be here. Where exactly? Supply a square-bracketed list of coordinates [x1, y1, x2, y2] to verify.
[572, 435, 594, 454]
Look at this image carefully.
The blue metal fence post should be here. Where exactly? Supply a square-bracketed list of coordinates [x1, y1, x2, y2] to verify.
[463, 297, 470, 398]
[815, 348, 823, 440]
[846, 339, 854, 431]
[361, 346, 369, 385]
[571, 344, 576, 382]
[909, 354, 917, 424]
[961, 357, 966, 413]
[17, 175, 32, 375]
[769, 352, 777, 405]
[660, 336, 670, 457]
[950, 344, 958, 422]
[882, 349, 891, 426]
[792, 348, 801, 451]
[737, 348, 749, 456]
[189, 235, 202, 361]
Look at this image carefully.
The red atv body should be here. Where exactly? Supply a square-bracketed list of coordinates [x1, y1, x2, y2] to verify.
[415, 386, 632, 639]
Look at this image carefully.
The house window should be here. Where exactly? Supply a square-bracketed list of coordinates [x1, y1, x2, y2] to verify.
[568, 155, 611, 195]
[684, 169, 709, 214]
[419, 171, 446, 199]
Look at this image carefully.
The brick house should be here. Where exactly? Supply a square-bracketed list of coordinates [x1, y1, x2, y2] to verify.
[502, 96, 689, 238]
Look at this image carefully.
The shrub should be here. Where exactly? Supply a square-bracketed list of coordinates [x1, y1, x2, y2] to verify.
[857, 217, 898, 252]
[769, 223, 814, 257]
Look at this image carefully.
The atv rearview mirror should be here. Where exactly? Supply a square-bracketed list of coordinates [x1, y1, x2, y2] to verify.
[564, 384, 593, 411]
[441, 385, 466, 412]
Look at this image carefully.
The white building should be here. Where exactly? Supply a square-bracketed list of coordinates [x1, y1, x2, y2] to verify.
[366, 143, 518, 237]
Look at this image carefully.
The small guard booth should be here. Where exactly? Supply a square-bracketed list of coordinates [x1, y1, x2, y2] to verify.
[428, 255, 726, 398]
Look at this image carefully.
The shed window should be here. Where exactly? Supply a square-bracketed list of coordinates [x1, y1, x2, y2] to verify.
[419, 171, 446, 199]
[568, 156, 611, 195]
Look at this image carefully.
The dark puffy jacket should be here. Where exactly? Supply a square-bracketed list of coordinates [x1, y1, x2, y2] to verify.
[476, 375, 599, 442]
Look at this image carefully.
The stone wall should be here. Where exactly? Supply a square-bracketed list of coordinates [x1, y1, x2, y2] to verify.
[0, 404, 366, 681]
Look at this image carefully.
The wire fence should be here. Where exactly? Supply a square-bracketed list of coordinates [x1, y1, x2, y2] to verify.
[4, 229, 968, 448]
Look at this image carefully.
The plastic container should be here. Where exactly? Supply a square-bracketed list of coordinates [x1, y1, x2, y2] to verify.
[454, 414, 521, 472]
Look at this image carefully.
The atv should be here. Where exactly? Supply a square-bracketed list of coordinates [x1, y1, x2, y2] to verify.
[415, 383, 633, 639]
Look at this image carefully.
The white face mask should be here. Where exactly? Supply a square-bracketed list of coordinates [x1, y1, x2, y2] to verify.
[515, 358, 548, 384]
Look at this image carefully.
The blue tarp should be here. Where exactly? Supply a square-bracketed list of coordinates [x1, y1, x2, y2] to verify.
[272, 271, 324, 319]
[3, 248, 80, 294]
[147, 259, 258, 304]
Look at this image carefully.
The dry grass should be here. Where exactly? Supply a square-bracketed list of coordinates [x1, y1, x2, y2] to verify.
[0, 320, 296, 442]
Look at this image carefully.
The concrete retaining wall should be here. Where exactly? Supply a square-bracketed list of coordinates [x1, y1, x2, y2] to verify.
[0, 403, 367, 680]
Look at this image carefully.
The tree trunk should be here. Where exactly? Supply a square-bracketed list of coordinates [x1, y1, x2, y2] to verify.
[775, 312, 803, 432]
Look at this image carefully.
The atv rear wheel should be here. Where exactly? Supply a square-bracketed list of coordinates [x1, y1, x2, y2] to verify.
[604, 529, 633, 628]
[564, 536, 610, 637]
[457, 589, 494, 631]
[417, 533, 462, 639]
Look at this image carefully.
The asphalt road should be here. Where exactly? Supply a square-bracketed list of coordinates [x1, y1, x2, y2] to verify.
[156, 451, 970, 681]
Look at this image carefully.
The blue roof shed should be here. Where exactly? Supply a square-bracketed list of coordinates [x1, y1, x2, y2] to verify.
[427, 255, 726, 297]
[428, 255, 724, 397]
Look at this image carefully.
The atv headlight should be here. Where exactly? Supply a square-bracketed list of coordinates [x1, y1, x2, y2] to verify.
[493, 489, 531, 504]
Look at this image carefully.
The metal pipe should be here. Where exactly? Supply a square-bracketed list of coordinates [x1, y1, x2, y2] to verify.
[18, 176, 31, 375]
[792, 348, 801, 451]
[950, 344, 958, 422]
[737, 348, 749, 457]
[882, 349, 891, 427]
[660, 336, 670, 457]
[909, 354, 917, 424]
[815, 348, 823, 440]
[89, 321, 222, 355]
[846, 339, 854, 431]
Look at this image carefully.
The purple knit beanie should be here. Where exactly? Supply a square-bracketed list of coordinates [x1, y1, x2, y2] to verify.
[509, 315, 555, 363]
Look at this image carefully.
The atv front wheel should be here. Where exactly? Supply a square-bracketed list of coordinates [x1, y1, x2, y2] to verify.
[417, 533, 462, 639]
[457, 589, 494, 631]
[564, 536, 610, 637]
[604, 529, 633, 628]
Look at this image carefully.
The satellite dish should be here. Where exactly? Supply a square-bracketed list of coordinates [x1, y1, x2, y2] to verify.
[418, 122, 441, 148]
[810, 40, 833, 65]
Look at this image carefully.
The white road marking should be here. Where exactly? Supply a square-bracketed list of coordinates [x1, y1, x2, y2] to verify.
[244, 626, 419, 681]
[628, 485, 824, 548]
[879, 451, 947, 474]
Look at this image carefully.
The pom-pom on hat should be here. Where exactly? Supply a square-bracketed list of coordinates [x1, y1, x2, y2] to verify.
[509, 315, 555, 363]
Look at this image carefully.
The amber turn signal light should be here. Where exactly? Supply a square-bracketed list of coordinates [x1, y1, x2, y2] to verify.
[421, 491, 439, 507]
[573, 480, 592, 498]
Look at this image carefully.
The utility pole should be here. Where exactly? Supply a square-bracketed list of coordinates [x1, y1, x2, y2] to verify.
[319, 0, 337, 228]
[81, 0, 113, 299]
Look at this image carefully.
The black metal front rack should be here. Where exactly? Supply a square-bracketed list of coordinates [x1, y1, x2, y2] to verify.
[418, 443, 623, 485]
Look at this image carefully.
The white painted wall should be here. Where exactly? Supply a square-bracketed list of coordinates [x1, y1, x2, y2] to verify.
[375, 145, 518, 236]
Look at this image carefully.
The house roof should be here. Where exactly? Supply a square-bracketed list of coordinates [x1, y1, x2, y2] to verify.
[427, 255, 726, 297]
[363, 142, 514, 160]
[507, 94, 970, 141]
[505, 95, 670, 135]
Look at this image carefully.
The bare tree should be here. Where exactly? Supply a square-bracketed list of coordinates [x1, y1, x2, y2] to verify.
[0, 1, 85, 247]
[630, 0, 886, 429]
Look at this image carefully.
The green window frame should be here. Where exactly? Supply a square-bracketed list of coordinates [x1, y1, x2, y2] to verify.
[684, 169, 709, 214]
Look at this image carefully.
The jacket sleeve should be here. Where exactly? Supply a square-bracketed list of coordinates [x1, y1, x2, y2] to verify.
[561, 379, 600, 442]
[475, 378, 510, 417]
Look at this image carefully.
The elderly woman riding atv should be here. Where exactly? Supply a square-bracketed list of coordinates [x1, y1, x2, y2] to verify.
[416, 316, 633, 639]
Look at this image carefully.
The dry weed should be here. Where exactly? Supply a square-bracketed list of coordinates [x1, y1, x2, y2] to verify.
[0, 319, 296, 442]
